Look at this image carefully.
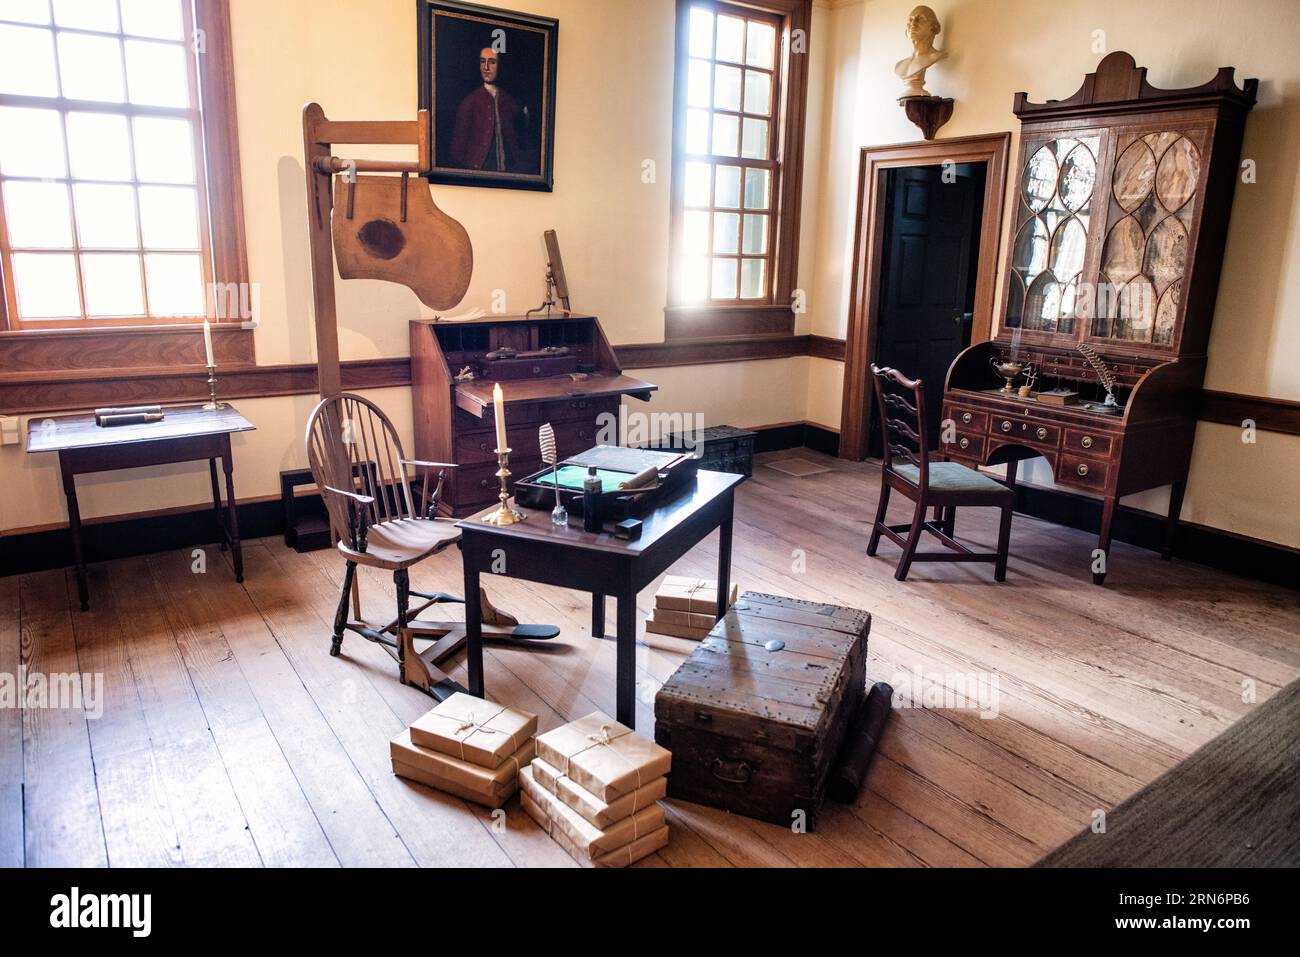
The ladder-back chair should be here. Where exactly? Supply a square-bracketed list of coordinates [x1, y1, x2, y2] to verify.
[867, 365, 1014, 581]
[305, 393, 556, 699]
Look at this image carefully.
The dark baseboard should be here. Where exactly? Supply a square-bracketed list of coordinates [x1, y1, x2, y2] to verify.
[3, 428, 1296, 591]
[0, 499, 291, 579]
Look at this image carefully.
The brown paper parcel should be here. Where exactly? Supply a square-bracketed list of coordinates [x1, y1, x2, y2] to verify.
[535, 712, 672, 802]
[655, 576, 739, 614]
[519, 764, 665, 857]
[532, 757, 668, 830]
[391, 729, 532, 809]
[522, 790, 670, 868]
[409, 692, 538, 769]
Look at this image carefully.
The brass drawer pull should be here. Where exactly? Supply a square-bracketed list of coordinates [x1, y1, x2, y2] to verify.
[961, 412, 973, 424]
[1081, 435, 1094, 449]
[1001, 420, 1012, 433]
[1077, 463, 1090, 477]
[1036, 427, 1049, 440]
[958, 437, 970, 450]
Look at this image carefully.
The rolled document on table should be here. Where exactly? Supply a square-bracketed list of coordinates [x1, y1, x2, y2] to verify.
[619, 464, 659, 490]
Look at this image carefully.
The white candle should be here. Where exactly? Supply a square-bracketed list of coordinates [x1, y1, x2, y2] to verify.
[493, 382, 507, 452]
[202, 319, 215, 368]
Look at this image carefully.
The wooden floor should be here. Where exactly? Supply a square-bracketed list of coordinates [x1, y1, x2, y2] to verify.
[4, 448, 1298, 868]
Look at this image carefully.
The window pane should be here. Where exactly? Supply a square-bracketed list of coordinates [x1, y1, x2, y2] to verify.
[67, 111, 132, 180]
[82, 252, 144, 316]
[685, 108, 709, 155]
[679, 255, 707, 302]
[687, 6, 712, 58]
[682, 209, 709, 256]
[741, 118, 768, 159]
[0, 106, 65, 176]
[683, 161, 710, 206]
[12, 252, 80, 317]
[713, 211, 739, 254]
[687, 58, 710, 108]
[53, 0, 117, 31]
[0, 0, 51, 25]
[711, 113, 738, 157]
[125, 38, 189, 107]
[743, 167, 769, 209]
[742, 213, 769, 254]
[138, 184, 198, 248]
[746, 21, 776, 69]
[715, 14, 743, 63]
[713, 64, 740, 111]
[740, 258, 766, 299]
[744, 70, 770, 115]
[133, 116, 195, 183]
[57, 31, 125, 102]
[714, 165, 740, 208]
[0, 23, 57, 96]
[711, 257, 737, 298]
[145, 252, 204, 315]
[73, 182, 138, 247]
[2, 180, 72, 247]
[121, 0, 184, 40]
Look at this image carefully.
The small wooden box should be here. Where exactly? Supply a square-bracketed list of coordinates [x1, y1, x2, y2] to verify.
[653, 592, 869, 831]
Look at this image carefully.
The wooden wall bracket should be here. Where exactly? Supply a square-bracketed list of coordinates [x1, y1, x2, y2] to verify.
[900, 96, 954, 140]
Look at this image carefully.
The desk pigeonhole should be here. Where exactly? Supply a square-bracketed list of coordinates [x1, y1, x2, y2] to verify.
[653, 593, 869, 830]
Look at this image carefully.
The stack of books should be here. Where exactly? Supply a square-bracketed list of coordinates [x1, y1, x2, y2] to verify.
[521, 712, 671, 867]
[644, 575, 739, 642]
[391, 692, 537, 810]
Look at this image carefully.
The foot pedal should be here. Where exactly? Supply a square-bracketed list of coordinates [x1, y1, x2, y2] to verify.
[503, 624, 560, 641]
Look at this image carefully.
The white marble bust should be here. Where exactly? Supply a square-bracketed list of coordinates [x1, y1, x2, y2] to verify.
[895, 5, 948, 99]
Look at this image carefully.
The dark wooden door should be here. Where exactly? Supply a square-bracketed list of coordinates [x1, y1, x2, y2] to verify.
[872, 163, 984, 452]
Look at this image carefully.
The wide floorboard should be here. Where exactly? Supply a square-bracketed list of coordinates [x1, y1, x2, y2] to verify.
[4, 449, 1298, 867]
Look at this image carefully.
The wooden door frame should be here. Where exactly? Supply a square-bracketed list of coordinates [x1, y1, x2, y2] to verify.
[839, 133, 1011, 461]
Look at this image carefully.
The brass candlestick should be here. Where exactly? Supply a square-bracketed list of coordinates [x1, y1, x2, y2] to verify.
[203, 364, 225, 411]
[483, 447, 525, 525]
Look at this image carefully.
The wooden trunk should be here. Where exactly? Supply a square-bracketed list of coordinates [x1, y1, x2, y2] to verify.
[654, 593, 869, 830]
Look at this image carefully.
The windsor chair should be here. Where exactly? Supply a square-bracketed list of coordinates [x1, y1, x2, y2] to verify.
[305, 393, 557, 699]
[867, 365, 1014, 582]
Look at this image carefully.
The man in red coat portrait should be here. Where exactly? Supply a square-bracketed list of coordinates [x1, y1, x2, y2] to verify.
[449, 47, 526, 172]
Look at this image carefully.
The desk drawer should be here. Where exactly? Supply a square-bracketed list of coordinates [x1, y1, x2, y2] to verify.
[990, 414, 1060, 448]
[940, 431, 985, 462]
[452, 457, 544, 504]
[453, 395, 619, 433]
[1056, 453, 1111, 492]
[944, 405, 989, 434]
[455, 419, 599, 465]
[1064, 428, 1115, 458]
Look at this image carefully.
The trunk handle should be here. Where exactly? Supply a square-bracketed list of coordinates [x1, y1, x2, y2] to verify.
[710, 758, 753, 784]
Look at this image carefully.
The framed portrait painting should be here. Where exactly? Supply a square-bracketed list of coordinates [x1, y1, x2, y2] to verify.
[417, 0, 558, 191]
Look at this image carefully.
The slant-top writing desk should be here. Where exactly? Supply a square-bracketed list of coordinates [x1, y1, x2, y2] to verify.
[411, 314, 657, 516]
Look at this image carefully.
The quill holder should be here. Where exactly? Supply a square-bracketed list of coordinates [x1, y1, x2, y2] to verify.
[539, 423, 568, 526]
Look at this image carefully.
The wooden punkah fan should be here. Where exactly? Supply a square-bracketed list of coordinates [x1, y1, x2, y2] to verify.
[302, 103, 558, 698]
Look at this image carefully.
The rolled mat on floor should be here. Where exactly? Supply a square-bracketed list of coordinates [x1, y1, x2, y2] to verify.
[827, 681, 894, 804]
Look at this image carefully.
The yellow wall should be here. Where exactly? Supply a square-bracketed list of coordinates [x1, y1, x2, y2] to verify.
[2, 0, 1296, 554]
[807, 0, 1300, 547]
[0, 0, 826, 535]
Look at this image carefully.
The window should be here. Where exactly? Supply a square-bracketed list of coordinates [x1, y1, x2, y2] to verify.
[668, 0, 809, 337]
[0, 0, 242, 331]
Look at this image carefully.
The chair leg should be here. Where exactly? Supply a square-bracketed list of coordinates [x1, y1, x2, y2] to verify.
[394, 567, 411, 683]
[994, 500, 1013, 582]
[942, 505, 955, 538]
[895, 497, 927, 581]
[331, 560, 357, 656]
[867, 483, 891, 556]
